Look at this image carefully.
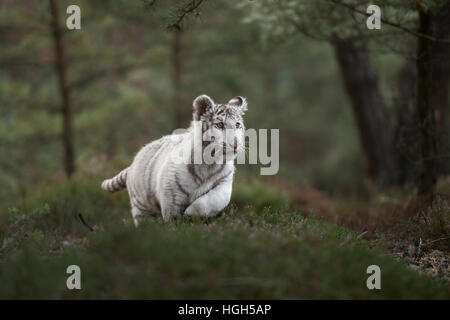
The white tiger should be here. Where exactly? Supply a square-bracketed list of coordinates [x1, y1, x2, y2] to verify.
[101, 94, 247, 226]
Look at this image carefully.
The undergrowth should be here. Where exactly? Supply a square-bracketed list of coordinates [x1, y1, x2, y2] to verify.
[0, 177, 448, 299]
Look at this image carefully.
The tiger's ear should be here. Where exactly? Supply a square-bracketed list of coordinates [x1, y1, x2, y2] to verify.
[193, 94, 214, 121]
[228, 96, 247, 113]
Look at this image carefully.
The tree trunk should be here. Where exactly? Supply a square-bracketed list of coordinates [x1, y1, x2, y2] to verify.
[332, 39, 393, 191]
[173, 27, 189, 128]
[430, 1, 450, 131]
[393, 58, 419, 187]
[49, 0, 75, 178]
[430, 2, 450, 177]
[416, 10, 438, 198]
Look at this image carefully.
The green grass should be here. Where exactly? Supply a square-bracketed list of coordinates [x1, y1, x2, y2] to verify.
[0, 177, 448, 299]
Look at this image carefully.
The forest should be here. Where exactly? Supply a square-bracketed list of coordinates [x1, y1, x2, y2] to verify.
[0, 0, 449, 299]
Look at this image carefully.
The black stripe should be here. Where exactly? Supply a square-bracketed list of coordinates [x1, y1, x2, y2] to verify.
[197, 169, 232, 199]
[129, 180, 139, 203]
[118, 169, 127, 187]
[211, 169, 232, 190]
[171, 191, 189, 210]
[112, 178, 119, 190]
[118, 179, 126, 188]
[188, 164, 202, 184]
[130, 182, 148, 210]
[143, 141, 165, 192]
[171, 191, 176, 205]
[175, 173, 190, 197]
[206, 163, 225, 181]
[144, 158, 156, 205]
[188, 152, 202, 184]
[132, 198, 147, 212]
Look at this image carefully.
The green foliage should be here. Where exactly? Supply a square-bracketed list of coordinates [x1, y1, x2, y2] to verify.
[8, 203, 50, 224]
[0, 178, 448, 299]
[241, 0, 421, 58]
[232, 178, 291, 211]
[0, 0, 387, 203]
[404, 196, 450, 241]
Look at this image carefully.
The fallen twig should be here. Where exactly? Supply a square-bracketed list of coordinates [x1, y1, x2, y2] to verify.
[357, 230, 368, 239]
[78, 213, 94, 232]
[424, 237, 450, 246]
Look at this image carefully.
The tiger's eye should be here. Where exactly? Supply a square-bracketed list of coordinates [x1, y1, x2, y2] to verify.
[215, 122, 224, 129]
[236, 122, 241, 129]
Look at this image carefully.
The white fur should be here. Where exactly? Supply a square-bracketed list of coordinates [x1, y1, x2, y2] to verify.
[126, 131, 235, 226]
[102, 95, 247, 227]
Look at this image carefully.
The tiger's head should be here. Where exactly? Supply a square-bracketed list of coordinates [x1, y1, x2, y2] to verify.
[192, 94, 247, 163]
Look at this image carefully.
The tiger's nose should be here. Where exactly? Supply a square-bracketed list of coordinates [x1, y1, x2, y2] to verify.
[233, 141, 238, 150]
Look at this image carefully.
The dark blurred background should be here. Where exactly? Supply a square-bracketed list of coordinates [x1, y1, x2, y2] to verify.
[1, 0, 449, 207]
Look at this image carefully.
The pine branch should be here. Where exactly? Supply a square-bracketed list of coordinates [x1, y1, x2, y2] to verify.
[167, 0, 207, 30]
[327, 0, 450, 43]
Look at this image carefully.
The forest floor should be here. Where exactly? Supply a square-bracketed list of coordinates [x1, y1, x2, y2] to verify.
[279, 178, 450, 284]
[372, 229, 449, 283]
[0, 177, 449, 299]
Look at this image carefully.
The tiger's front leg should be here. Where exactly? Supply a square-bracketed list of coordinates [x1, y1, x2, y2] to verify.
[184, 180, 232, 218]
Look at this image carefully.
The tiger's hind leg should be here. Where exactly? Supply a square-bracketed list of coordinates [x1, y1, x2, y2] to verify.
[160, 197, 185, 223]
[131, 205, 145, 227]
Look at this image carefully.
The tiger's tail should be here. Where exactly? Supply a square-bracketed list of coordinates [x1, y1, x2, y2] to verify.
[101, 168, 129, 192]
